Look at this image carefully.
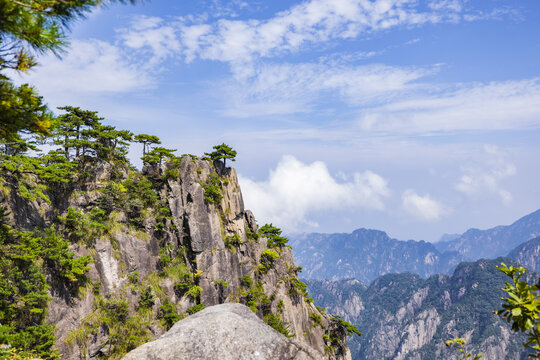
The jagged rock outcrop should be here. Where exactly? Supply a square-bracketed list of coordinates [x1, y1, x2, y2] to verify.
[0, 157, 351, 359]
[122, 303, 324, 360]
[307, 258, 532, 359]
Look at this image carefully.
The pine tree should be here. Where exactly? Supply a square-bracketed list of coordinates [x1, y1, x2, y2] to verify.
[205, 143, 237, 171]
[134, 134, 161, 155]
[0, 0, 137, 141]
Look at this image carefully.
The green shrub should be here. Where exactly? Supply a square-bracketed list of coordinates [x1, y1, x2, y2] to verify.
[310, 312, 322, 327]
[187, 304, 205, 315]
[138, 286, 155, 310]
[264, 313, 293, 337]
[259, 249, 279, 274]
[332, 315, 362, 337]
[158, 300, 180, 330]
[128, 272, 140, 285]
[203, 174, 222, 204]
[186, 285, 203, 300]
[258, 224, 288, 248]
[288, 278, 308, 297]
[277, 300, 284, 313]
[100, 299, 129, 323]
[214, 279, 228, 288]
[224, 233, 242, 251]
[240, 274, 253, 288]
[0, 212, 90, 359]
[246, 226, 259, 242]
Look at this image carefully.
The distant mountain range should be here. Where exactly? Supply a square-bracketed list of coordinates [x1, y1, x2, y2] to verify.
[434, 209, 540, 260]
[307, 257, 533, 360]
[290, 209, 540, 283]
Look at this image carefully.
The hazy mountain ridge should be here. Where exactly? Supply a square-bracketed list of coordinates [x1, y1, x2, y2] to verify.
[290, 209, 540, 283]
[507, 236, 540, 273]
[307, 258, 532, 360]
[290, 229, 458, 283]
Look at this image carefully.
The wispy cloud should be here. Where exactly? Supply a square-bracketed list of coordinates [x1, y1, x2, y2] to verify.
[117, 16, 182, 65]
[174, 0, 475, 64]
[18, 39, 153, 98]
[219, 60, 433, 117]
[238, 155, 390, 231]
[455, 145, 516, 205]
[402, 189, 447, 221]
[356, 79, 540, 133]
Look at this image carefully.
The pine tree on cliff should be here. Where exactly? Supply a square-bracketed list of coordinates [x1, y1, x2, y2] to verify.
[205, 143, 237, 173]
[134, 134, 161, 155]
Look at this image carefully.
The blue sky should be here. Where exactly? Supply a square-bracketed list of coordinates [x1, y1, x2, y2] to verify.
[15, 0, 540, 241]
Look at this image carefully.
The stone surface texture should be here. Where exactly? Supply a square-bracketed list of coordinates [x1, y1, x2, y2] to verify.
[122, 303, 323, 360]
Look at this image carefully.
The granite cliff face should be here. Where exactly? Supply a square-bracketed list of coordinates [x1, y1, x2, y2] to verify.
[0, 157, 350, 359]
[307, 258, 531, 360]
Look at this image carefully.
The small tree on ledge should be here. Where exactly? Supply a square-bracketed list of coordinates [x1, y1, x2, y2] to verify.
[205, 143, 237, 172]
[134, 134, 161, 155]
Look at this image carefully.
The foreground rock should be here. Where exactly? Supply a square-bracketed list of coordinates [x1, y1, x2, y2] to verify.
[122, 303, 326, 360]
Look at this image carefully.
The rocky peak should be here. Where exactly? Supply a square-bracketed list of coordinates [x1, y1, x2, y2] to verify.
[0, 156, 351, 359]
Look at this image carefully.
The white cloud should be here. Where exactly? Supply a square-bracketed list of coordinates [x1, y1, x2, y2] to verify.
[219, 60, 432, 117]
[117, 16, 182, 65]
[402, 189, 446, 221]
[356, 79, 540, 133]
[175, 0, 470, 64]
[455, 145, 516, 205]
[17, 39, 153, 98]
[428, 0, 463, 12]
[238, 155, 390, 231]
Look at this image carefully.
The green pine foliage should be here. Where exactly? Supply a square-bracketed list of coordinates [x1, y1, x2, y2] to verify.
[258, 224, 289, 248]
[259, 249, 279, 274]
[157, 300, 180, 329]
[138, 286, 155, 310]
[264, 313, 293, 337]
[0, 207, 90, 358]
[204, 143, 237, 169]
[141, 147, 177, 166]
[186, 304, 205, 315]
[203, 173, 223, 204]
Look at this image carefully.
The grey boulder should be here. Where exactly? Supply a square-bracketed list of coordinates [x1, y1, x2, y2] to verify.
[121, 303, 324, 360]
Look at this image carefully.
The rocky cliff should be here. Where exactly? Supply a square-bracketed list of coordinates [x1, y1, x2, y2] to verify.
[307, 258, 532, 360]
[0, 156, 351, 359]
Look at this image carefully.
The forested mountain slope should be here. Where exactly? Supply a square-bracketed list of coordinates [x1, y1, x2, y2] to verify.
[307, 258, 532, 360]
